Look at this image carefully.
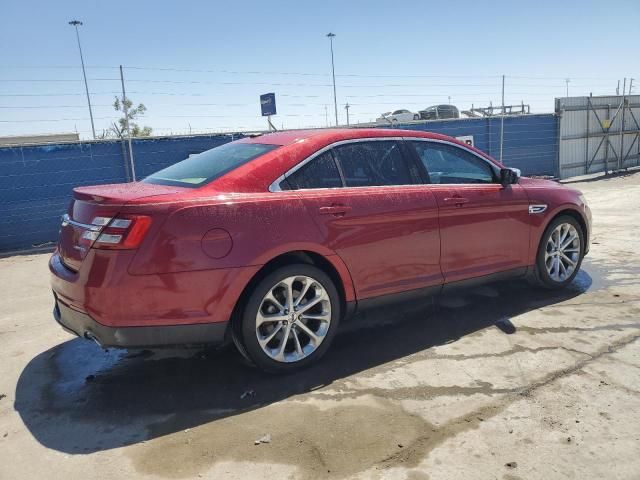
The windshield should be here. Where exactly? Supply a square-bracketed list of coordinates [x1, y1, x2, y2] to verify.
[143, 142, 279, 188]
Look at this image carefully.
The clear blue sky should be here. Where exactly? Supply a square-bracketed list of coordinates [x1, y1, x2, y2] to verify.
[2, 0, 639, 138]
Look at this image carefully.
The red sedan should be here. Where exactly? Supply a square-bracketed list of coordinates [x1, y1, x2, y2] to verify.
[50, 129, 591, 372]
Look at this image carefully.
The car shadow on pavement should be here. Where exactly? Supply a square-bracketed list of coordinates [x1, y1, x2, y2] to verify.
[14, 271, 593, 454]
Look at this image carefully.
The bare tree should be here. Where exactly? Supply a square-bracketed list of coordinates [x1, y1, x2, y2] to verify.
[101, 96, 152, 138]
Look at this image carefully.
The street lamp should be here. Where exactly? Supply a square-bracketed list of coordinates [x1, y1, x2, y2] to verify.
[326, 33, 338, 126]
[68, 20, 96, 139]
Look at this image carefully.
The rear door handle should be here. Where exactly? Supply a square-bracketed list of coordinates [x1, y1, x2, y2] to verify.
[319, 205, 351, 216]
[443, 197, 469, 206]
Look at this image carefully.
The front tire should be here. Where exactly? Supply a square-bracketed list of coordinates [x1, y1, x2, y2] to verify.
[531, 215, 584, 289]
[237, 264, 341, 373]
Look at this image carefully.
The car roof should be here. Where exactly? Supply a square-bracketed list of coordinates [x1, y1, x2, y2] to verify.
[212, 128, 501, 192]
[238, 128, 455, 146]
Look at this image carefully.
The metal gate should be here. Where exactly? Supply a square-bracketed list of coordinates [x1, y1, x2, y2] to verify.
[556, 95, 640, 179]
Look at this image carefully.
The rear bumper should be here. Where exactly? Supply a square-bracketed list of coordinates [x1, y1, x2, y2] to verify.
[49, 249, 259, 329]
[53, 294, 228, 348]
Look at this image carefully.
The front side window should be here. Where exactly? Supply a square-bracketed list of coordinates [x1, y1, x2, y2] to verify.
[285, 151, 342, 190]
[332, 141, 414, 187]
[143, 142, 278, 188]
[412, 142, 495, 184]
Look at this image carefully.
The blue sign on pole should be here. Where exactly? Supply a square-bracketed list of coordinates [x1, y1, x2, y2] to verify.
[260, 93, 277, 116]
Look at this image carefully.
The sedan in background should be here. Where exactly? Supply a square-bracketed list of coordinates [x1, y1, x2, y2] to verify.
[419, 104, 460, 120]
[375, 109, 421, 124]
[50, 129, 591, 373]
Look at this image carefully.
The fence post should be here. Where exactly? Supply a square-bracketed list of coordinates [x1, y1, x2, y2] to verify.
[555, 103, 563, 178]
[619, 78, 626, 170]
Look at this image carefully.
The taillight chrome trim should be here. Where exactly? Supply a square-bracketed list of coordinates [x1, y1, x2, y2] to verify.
[61, 213, 151, 249]
[90, 216, 113, 227]
[108, 218, 132, 229]
[60, 213, 102, 232]
[95, 233, 123, 244]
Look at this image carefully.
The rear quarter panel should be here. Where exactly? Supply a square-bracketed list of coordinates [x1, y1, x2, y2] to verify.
[126, 192, 352, 283]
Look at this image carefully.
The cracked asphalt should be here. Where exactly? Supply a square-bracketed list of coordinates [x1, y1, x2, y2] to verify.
[1, 171, 639, 479]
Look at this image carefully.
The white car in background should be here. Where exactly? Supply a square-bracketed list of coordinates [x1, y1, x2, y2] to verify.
[375, 109, 420, 124]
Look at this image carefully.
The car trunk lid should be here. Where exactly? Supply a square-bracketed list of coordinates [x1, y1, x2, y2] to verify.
[58, 182, 187, 271]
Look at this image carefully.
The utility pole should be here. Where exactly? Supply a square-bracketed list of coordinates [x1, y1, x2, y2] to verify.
[345, 103, 350, 126]
[119, 65, 136, 181]
[326, 33, 338, 126]
[324, 105, 329, 127]
[68, 20, 96, 140]
[500, 74, 505, 162]
[565, 78, 570, 97]
[617, 80, 620, 96]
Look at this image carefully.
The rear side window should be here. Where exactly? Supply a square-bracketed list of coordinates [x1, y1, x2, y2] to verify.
[286, 151, 342, 189]
[333, 141, 414, 187]
[143, 142, 278, 188]
[412, 142, 495, 184]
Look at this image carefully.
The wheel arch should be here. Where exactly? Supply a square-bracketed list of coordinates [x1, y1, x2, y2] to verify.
[537, 206, 589, 255]
[528, 207, 588, 289]
[229, 250, 355, 335]
[556, 209, 588, 241]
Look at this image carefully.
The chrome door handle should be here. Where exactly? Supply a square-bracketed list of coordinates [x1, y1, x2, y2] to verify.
[443, 197, 469, 206]
[319, 205, 351, 216]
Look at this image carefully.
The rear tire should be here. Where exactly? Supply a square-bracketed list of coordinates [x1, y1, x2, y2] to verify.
[236, 264, 340, 373]
[530, 215, 584, 289]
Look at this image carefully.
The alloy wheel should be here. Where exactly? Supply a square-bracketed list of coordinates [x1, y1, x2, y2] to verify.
[544, 222, 581, 282]
[255, 275, 331, 363]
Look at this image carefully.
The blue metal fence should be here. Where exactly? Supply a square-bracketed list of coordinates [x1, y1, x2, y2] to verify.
[386, 113, 558, 176]
[0, 114, 557, 252]
[0, 134, 238, 252]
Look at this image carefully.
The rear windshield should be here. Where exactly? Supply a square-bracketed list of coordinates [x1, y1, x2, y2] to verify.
[143, 142, 279, 188]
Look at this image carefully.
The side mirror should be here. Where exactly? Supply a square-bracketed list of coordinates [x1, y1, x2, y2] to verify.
[500, 167, 520, 187]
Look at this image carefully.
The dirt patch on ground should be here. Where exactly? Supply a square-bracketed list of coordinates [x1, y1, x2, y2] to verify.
[129, 396, 433, 479]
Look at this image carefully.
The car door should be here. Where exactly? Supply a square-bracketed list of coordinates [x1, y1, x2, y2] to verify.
[282, 139, 443, 300]
[399, 110, 412, 122]
[408, 139, 531, 283]
[401, 110, 415, 122]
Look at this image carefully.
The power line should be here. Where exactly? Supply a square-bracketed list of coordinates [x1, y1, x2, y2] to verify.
[0, 116, 116, 123]
[0, 92, 121, 97]
[0, 65, 632, 80]
[3, 77, 612, 89]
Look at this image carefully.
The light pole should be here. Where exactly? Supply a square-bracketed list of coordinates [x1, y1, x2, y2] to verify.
[499, 74, 505, 162]
[565, 78, 570, 97]
[326, 33, 338, 126]
[68, 20, 96, 139]
[345, 103, 350, 126]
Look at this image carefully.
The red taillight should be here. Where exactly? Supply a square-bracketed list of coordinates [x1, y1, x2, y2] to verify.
[81, 215, 152, 249]
[119, 216, 152, 248]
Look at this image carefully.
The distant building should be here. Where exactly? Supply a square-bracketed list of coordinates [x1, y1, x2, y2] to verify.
[0, 133, 80, 146]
